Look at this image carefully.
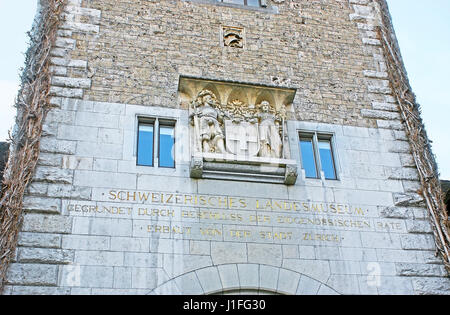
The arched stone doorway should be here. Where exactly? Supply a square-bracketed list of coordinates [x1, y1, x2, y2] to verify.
[148, 263, 340, 295]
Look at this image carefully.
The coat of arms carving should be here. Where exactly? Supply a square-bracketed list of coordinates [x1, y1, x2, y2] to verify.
[225, 120, 260, 157]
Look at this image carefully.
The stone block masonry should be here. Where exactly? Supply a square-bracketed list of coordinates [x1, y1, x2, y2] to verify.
[4, 95, 448, 294]
[2, 0, 449, 295]
[67, 0, 387, 128]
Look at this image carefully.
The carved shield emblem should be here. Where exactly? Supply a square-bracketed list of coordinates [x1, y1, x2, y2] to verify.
[225, 120, 260, 157]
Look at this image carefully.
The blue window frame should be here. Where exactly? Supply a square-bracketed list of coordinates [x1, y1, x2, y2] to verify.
[137, 123, 154, 167]
[299, 132, 337, 180]
[318, 138, 337, 180]
[158, 124, 175, 168]
[137, 118, 176, 169]
[299, 136, 318, 179]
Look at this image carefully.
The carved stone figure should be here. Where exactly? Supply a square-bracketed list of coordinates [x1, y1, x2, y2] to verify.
[191, 90, 226, 154]
[256, 101, 283, 158]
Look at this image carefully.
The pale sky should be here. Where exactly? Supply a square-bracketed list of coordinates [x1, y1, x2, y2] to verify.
[0, 0, 449, 178]
[387, 0, 450, 180]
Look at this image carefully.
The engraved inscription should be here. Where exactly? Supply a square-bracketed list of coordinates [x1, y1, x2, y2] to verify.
[65, 188, 406, 246]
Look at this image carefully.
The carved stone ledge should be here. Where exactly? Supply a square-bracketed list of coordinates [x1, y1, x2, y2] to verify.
[190, 153, 298, 185]
[284, 164, 298, 186]
[190, 156, 204, 179]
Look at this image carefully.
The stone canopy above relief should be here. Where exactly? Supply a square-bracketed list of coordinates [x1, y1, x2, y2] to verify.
[178, 77, 298, 185]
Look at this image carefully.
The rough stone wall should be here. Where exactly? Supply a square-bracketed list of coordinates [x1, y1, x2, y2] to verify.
[3, 0, 449, 295]
[58, 0, 390, 128]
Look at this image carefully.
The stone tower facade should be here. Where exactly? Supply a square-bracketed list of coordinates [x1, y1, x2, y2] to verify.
[1, 0, 449, 294]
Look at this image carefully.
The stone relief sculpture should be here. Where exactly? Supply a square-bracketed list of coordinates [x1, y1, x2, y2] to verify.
[190, 89, 287, 159]
[222, 99, 259, 157]
[183, 78, 297, 185]
[223, 26, 244, 48]
[190, 90, 226, 154]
